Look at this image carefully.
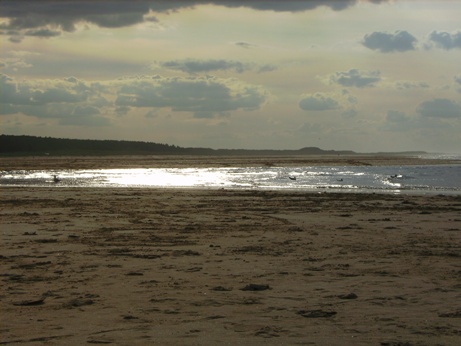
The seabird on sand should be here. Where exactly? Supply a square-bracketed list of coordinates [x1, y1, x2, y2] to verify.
[53, 175, 61, 183]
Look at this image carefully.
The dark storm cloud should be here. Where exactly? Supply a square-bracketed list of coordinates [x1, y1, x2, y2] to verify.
[417, 98, 461, 119]
[215, 0, 356, 12]
[0, 0, 394, 41]
[115, 76, 266, 117]
[0, 1, 151, 32]
[362, 30, 417, 53]
[299, 93, 339, 111]
[428, 31, 461, 50]
[159, 59, 276, 74]
[330, 69, 381, 88]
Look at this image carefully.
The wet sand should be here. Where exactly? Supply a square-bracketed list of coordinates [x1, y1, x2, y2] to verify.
[1, 154, 460, 170]
[1, 156, 460, 345]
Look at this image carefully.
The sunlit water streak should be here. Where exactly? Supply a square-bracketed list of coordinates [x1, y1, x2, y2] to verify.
[1, 165, 460, 195]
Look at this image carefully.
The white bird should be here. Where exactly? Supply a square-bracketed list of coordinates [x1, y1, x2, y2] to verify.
[53, 175, 61, 183]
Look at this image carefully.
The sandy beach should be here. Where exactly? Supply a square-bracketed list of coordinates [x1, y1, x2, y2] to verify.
[1, 156, 460, 345]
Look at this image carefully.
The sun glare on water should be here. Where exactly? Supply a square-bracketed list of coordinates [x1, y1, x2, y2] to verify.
[104, 168, 229, 187]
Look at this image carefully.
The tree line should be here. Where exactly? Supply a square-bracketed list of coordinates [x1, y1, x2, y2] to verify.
[0, 134, 364, 156]
[0, 135, 186, 156]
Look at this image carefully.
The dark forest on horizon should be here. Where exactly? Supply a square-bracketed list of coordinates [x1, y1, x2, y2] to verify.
[0, 134, 426, 156]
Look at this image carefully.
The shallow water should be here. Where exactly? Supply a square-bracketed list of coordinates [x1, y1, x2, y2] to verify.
[1, 164, 460, 195]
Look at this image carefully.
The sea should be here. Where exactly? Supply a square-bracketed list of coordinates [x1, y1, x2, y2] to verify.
[1, 154, 460, 195]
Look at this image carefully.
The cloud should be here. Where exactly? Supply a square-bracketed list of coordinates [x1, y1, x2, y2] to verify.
[218, 0, 357, 12]
[32, 87, 88, 104]
[428, 31, 461, 50]
[72, 105, 100, 116]
[362, 30, 417, 53]
[158, 59, 276, 74]
[417, 98, 461, 118]
[235, 41, 257, 49]
[159, 59, 250, 74]
[115, 75, 267, 117]
[0, 74, 111, 126]
[455, 76, 461, 93]
[24, 28, 61, 37]
[382, 110, 415, 131]
[0, 74, 32, 105]
[2, 73, 267, 121]
[0, 0, 394, 41]
[257, 64, 277, 73]
[61, 106, 110, 126]
[299, 93, 339, 111]
[0, 55, 33, 71]
[341, 109, 357, 118]
[0, 74, 90, 105]
[18, 103, 110, 127]
[395, 81, 429, 90]
[387, 110, 408, 122]
[330, 69, 381, 88]
[0, 1, 152, 32]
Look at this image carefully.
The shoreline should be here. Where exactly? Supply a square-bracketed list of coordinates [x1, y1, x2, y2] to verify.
[2, 185, 460, 197]
[1, 154, 460, 170]
[1, 156, 460, 196]
[1, 186, 460, 345]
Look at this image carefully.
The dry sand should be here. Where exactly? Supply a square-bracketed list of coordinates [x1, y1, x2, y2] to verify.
[1, 156, 460, 345]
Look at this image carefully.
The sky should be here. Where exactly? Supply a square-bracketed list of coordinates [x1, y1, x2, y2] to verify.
[1, 0, 460, 153]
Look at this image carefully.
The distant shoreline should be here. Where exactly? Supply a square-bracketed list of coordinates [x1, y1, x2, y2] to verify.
[0, 134, 427, 157]
[1, 154, 460, 171]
